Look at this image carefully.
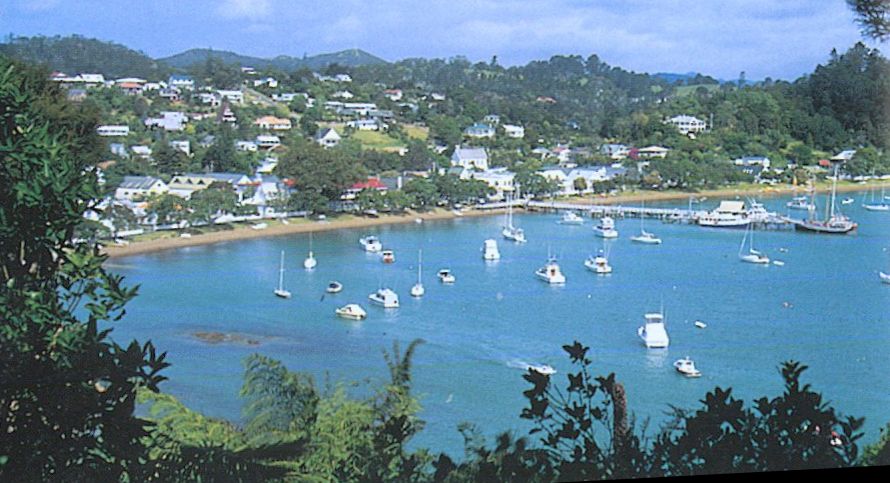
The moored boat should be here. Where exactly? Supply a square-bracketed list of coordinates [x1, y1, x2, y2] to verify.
[411, 250, 425, 297]
[584, 249, 612, 274]
[335, 304, 367, 320]
[482, 239, 501, 260]
[359, 235, 383, 252]
[437, 269, 456, 284]
[593, 216, 619, 238]
[368, 288, 399, 308]
[638, 311, 669, 348]
[381, 250, 395, 263]
[558, 211, 585, 225]
[326, 281, 343, 293]
[673, 357, 702, 377]
[274, 250, 292, 299]
[535, 256, 566, 284]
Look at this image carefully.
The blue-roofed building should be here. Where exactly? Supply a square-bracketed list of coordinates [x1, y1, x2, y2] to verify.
[464, 123, 495, 139]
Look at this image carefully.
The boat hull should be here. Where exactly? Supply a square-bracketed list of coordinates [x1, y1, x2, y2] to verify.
[789, 219, 857, 234]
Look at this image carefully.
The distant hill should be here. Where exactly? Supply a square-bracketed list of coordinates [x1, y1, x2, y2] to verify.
[654, 72, 720, 85]
[159, 48, 387, 71]
[0, 35, 170, 80]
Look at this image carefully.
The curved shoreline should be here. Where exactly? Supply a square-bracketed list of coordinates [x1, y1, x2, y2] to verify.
[102, 181, 888, 259]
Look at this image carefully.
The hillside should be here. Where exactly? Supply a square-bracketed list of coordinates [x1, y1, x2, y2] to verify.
[159, 47, 387, 71]
[0, 35, 170, 80]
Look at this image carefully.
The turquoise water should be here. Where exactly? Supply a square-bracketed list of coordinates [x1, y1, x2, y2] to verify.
[107, 193, 890, 455]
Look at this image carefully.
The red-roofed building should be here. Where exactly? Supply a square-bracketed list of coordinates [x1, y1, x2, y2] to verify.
[341, 177, 389, 200]
[818, 159, 831, 168]
[118, 82, 144, 96]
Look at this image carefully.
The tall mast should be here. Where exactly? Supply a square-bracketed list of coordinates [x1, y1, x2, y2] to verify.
[417, 249, 422, 283]
[278, 251, 285, 291]
[829, 162, 839, 220]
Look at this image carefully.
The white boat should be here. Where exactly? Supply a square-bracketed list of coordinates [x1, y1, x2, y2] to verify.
[673, 357, 702, 377]
[359, 235, 382, 252]
[381, 250, 395, 264]
[526, 363, 556, 375]
[593, 216, 618, 238]
[863, 186, 889, 211]
[411, 250, 425, 297]
[638, 311, 669, 348]
[630, 202, 661, 244]
[584, 249, 612, 274]
[502, 193, 527, 243]
[787, 195, 815, 211]
[881, 271, 890, 284]
[738, 223, 769, 264]
[535, 255, 566, 284]
[698, 201, 750, 228]
[841, 197, 854, 205]
[437, 269, 455, 284]
[335, 304, 367, 320]
[558, 211, 585, 225]
[368, 288, 399, 308]
[694, 320, 707, 329]
[482, 239, 501, 260]
[274, 251, 292, 299]
[326, 281, 343, 293]
[303, 233, 317, 270]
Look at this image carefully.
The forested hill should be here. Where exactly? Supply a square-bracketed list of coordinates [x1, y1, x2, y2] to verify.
[0, 35, 170, 80]
[157, 47, 387, 70]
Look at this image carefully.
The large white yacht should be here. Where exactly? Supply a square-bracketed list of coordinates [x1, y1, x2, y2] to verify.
[698, 201, 750, 228]
[359, 235, 383, 252]
[368, 288, 399, 308]
[535, 256, 566, 284]
[482, 239, 501, 260]
[638, 311, 670, 348]
[593, 216, 619, 238]
[584, 249, 612, 274]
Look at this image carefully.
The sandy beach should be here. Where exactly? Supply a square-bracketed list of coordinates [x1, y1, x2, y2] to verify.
[102, 181, 889, 259]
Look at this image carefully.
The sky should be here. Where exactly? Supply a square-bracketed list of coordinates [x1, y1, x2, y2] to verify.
[1, 0, 880, 80]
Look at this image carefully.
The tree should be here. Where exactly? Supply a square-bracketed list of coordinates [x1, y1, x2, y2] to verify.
[403, 177, 440, 209]
[275, 139, 365, 213]
[847, 0, 890, 40]
[153, 139, 190, 175]
[187, 182, 239, 225]
[0, 57, 168, 480]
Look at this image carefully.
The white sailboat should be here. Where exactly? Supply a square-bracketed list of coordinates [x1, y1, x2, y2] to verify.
[411, 250, 425, 297]
[274, 251, 292, 299]
[863, 186, 889, 212]
[303, 233, 317, 269]
[502, 193, 527, 243]
[739, 223, 769, 264]
[630, 202, 662, 244]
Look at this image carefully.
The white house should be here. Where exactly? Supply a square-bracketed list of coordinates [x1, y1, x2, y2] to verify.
[831, 150, 856, 162]
[667, 115, 707, 135]
[169, 139, 191, 156]
[539, 165, 629, 195]
[315, 128, 342, 148]
[483, 114, 501, 125]
[383, 89, 403, 101]
[346, 119, 381, 131]
[503, 124, 525, 139]
[332, 90, 355, 99]
[256, 135, 281, 149]
[168, 75, 195, 90]
[254, 116, 292, 130]
[196, 92, 220, 106]
[451, 146, 489, 171]
[217, 90, 244, 104]
[97, 125, 130, 137]
[252, 77, 278, 88]
[600, 143, 630, 160]
[131, 145, 152, 159]
[464, 123, 495, 138]
[236, 140, 258, 152]
[461, 168, 515, 200]
[144, 111, 188, 131]
[114, 176, 168, 201]
[635, 145, 670, 159]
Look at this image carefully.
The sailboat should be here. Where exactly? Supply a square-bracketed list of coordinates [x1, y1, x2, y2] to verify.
[863, 186, 889, 212]
[630, 201, 662, 244]
[789, 162, 857, 234]
[410, 250, 425, 297]
[303, 233, 317, 269]
[274, 251, 292, 298]
[739, 223, 769, 264]
[502, 193, 527, 243]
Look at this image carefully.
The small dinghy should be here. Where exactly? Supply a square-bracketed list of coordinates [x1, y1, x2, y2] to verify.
[694, 320, 707, 329]
[326, 281, 343, 293]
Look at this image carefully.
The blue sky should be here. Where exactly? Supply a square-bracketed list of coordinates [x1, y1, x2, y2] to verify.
[1, 0, 878, 79]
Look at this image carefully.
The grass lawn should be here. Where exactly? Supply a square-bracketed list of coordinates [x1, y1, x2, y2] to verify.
[351, 130, 407, 151]
[403, 124, 429, 140]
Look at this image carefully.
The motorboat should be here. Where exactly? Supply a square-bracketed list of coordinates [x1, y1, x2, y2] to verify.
[593, 216, 618, 238]
[368, 288, 399, 308]
[841, 197, 854, 205]
[381, 250, 395, 264]
[698, 201, 750, 228]
[411, 250, 425, 297]
[482, 239, 501, 260]
[326, 281, 343, 294]
[274, 250, 292, 299]
[558, 211, 585, 225]
[526, 364, 556, 375]
[739, 223, 769, 264]
[673, 357, 702, 378]
[584, 249, 612, 274]
[437, 269, 456, 284]
[535, 256, 566, 284]
[502, 193, 527, 243]
[335, 304, 367, 320]
[303, 233, 317, 269]
[694, 320, 707, 329]
[359, 235, 383, 252]
[787, 196, 815, 211]
[638, 311, 669, 348]
[881, 271, 890, 284]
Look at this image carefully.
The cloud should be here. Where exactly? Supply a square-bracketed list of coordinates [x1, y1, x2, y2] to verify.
[216, 0, 272, 20]
[16, 0, 61, 12]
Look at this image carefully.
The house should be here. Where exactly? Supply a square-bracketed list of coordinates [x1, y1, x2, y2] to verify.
[97, 125, 130, 137]
[114, 77, 146, 85]
[536, 96, 557, 104]
[168, 75, 195, 90]
[430, 92, 446, 101]
[118, 82, 144, 95]
[332, 90, 354, 99]
[341, 177, 388, 200]
[144, 111, 188, 131]
[252, 77, 278, 88]
[483, 114, 501, 125]
[217, 90, 244, 104]
[130, 145, 153, 159]
[539, 165, 629, 195]
[53, 73, 106, 87]
[167, 173, 251, 200]
[464, 123, 495, 138]
[199, 135, 216, 148]
[667, 115, 707, 135]
[256, 135, 281, 149]
[114, 176, 168, 201]
[243, 175, 290, 217]
[254, 115, 292, 130]
[733, 156, 771, 170]
[256, 157, 279, 175]
[346, 119, 381, 131]
[143, 82, 163, 91]
[451, 146, 489, 171]
[158, 87, 181, 102]
[218, 103, 237, 123]
[236, 140, 258, 152]
[315, 128, 341, 148]
[460, 168, 515, 200]
[503, 124, 525, 139]
[109, 143, 128, 157]
[383, 88, 403, 101]
[169, 140, 191, 156]
[634, 146, 670, 159]
[241, 66, 257, 75]
[600, 143, 630, 159]
[334, 74, 352, 83]
[196, 92, 220, 106]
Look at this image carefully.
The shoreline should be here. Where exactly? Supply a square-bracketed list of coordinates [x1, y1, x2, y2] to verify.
[102, 181, 889, 259]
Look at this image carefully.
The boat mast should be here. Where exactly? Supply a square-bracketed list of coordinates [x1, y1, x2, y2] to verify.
[828, 162, 839, 221]
[417, 249, 422, 284]
[278, 251, 285, 291]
